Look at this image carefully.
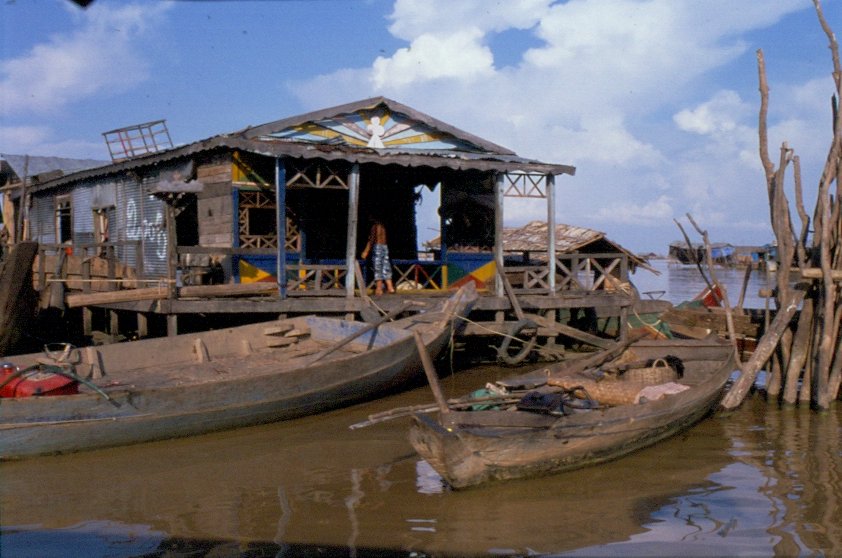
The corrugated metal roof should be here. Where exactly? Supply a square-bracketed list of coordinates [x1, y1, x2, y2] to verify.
[0, 154, 108, 183]
[23, 134, 575, 194]
[19, 98, 575, 194]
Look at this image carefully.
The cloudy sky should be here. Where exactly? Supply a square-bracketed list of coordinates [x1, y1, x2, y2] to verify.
[1, 0, 840, 253]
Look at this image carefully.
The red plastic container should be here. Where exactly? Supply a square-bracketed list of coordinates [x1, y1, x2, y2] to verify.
[0, 363, 79, 398]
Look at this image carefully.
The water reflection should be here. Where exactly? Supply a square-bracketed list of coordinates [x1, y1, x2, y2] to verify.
[556, 398, 842, 557]
[1, 371, 840, 556]
[632, 259, 782, 308]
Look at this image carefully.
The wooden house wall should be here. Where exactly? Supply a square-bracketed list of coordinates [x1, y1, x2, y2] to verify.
[196, 155, 234, 248]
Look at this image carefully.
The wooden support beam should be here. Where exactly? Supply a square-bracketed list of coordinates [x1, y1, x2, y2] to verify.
[345, 163, 360, 299]
[546, 173, 556, 293]
[137, 313, 148, 338]
[801, 268, 842, 281]
[275, 157, 287, 299]
[109, 310, 119, 342]
[494, 172, 505, 299]
[165, 202, 178, 299]
[167, 314, 178, 337]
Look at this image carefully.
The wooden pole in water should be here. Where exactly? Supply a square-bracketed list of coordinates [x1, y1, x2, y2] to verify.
[413, 330, 450, 416]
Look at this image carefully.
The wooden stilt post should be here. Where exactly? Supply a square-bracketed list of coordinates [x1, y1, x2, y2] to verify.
[110, 310, 119, 342]
[275, 157, 287, 299]
[82, 255, 92, 337]
[494, 172, 505, 300]
[137, 312, 148, 338]
[546, 173, 556, 294]
[165, 202, 178, 300]
[345, 164, 360, 303]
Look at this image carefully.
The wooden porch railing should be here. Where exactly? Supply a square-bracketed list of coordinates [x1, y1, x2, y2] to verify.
[504, 252, 630, 294]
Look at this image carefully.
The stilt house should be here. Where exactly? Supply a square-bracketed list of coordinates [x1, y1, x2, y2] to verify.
[2, 98, 641, 343]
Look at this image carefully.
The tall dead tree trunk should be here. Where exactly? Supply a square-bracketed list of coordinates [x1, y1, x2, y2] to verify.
[725, 0, 842, 410]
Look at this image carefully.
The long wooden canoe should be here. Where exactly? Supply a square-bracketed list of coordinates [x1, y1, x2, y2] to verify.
[409, 336, 736, 489]
[0, 284, 475, 460]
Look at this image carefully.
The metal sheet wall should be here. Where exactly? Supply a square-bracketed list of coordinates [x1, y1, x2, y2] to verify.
[117, 177, 142, 270]
[114, 174, 168, 277]
[72, 185, 94, 246]
[140, 177, 168, 277]
[30, 194, 56, 245]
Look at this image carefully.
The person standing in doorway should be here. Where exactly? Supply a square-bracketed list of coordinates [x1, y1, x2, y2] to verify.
[361, 219, 395, 295]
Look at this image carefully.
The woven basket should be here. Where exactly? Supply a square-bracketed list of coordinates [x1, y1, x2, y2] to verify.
[547, 375, 643, 406]
[547, 359, 678, 406]
[615, 359, 677, 384]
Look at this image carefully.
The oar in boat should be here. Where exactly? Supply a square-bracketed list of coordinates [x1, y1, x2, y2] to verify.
[413, 330, 450, 416]
[309, 300, 413, 363]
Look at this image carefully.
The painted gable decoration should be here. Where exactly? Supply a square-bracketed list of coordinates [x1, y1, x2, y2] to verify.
[267, 107, 481, 152]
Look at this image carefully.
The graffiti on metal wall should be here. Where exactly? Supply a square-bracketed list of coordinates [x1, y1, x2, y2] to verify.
[125, 198, 167, 260]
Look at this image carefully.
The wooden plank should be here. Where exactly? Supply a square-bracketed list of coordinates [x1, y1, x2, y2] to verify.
[801, 268, 842, 280]
[263, 323, 294, 336]
[66, 286, 168, 308]
[199, 233, 233, 246]
[526, 313, 616, 350]
[662, 307, 758, 337]
[178, 282, 278, 297]
[266, 336, 298, 348]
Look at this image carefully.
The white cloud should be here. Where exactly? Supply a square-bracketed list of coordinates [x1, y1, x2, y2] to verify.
[372, 29, 495, 88]
[594, 195, 674, 226]
[0, 124, 106, 159]
[0, 3, 170, 115]
[289, 1, 832, 250]
[0, 125, 51, 148]
[674, 90, 749, 135]
[387, 0, 552, 40]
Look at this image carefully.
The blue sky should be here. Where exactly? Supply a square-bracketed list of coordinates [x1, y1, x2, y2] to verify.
[1, 0, 840, 253]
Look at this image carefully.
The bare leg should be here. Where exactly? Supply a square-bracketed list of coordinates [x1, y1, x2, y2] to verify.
[385, 279, 395, 293]
[375, 280, 384, 295]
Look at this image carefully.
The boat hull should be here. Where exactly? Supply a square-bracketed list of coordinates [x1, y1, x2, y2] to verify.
[410, 338, 735, 489]
[1, 284, 474, 459]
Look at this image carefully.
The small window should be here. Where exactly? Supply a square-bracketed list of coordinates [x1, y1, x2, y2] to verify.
[247, 207, 277, 236]
[56, 196, 72, 244]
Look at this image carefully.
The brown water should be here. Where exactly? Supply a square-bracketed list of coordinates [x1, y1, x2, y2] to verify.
[1, 364, 841, 557]
[2, 263, 840, 557]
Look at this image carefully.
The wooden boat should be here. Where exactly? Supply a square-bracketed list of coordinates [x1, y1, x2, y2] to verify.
[0, 284, 475, 460]
[660, 285, 760, 358]
[409, 336, 735, 489]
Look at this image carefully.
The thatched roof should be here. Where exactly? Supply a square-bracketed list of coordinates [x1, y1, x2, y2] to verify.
[427, 220, 652, 271]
